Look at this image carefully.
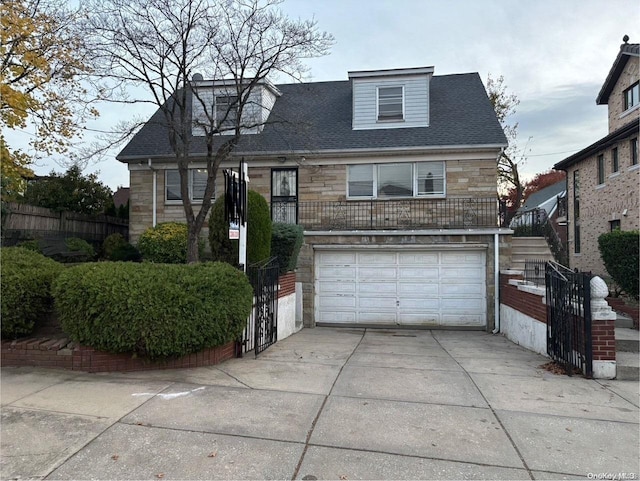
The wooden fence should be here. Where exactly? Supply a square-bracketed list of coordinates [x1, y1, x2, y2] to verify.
[1, 202, 129, 246]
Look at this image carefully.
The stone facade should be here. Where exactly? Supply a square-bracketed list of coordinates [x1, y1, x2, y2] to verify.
[607, 56, 640, 132]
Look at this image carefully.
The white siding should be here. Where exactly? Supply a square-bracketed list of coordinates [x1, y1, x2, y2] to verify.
[352, 75, 430, 130]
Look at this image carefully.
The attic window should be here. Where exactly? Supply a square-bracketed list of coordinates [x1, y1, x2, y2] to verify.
[624, 82, 639, 110]
[216, 95, 238, 130]
[377, 86, 404, 121]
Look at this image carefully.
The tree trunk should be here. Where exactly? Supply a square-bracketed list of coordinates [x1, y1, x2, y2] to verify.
[186, 224, 201, 263]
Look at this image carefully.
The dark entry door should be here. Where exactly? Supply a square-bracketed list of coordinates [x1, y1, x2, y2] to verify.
[271, 168, 298, 224]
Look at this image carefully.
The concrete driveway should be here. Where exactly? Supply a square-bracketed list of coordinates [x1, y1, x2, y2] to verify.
[1, 328, 638, 480]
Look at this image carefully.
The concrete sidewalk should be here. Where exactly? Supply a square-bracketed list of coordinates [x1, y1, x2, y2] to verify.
[1, 328, 638, 480]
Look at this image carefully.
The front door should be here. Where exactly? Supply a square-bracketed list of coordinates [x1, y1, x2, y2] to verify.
[271, 168, 298, 224]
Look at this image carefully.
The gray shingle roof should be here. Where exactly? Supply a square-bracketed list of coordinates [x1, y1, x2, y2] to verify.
[117, 73, 507, 161]
[596, 42, 640, 105]
[519, 181, 565, 212]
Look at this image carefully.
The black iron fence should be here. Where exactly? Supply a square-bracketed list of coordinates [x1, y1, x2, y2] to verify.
[545, 262, 593, 377]
[238, 257, 279, 357]
[271, 197, 500, 230]
[511, 207, 567, 265]
[523, 259, 547, 286]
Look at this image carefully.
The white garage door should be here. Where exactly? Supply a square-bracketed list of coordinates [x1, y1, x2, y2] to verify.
[315, 249, 486, 327]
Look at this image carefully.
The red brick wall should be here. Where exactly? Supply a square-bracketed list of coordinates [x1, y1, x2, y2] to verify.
[592, 320, 616, 361]
[500, 274, 547, 323]
[1, 339, 236, 373]
[278, 271, 296, 299]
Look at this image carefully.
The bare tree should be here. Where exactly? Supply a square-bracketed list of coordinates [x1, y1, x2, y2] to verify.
[486, 74, 528, 225]
[83, 0, 333, 262]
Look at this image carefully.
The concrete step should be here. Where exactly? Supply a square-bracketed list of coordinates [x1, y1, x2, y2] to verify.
[615, 313, 635, 329]
[616, 351, 639, 381]
[616, 327, 639, 352]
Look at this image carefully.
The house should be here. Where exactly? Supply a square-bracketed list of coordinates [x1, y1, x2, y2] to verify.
[117, 66, 509, 330]
[510, 180, 568, 248]
[554, 38, 639, 277]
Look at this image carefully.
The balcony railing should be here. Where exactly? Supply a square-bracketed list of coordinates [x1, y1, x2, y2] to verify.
[272, 197, 500, 231]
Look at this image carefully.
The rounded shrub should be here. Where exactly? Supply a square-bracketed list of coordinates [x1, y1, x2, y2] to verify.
[111, 243, 142, 262]
[53, 261, 253, 358]
[137, 222, 203, 263]
[65, 237, 95, 261]
[102, 233, 127, 259]
[209, 190, 272, 266]
[17, 239, 42, 253]
[271, 223, 304, 275]
[598, 229, 639, 300]
[1, 247, 63, 338]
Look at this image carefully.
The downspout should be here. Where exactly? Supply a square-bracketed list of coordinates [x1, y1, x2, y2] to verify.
[492, 232, 500, 334]
[493, 146, 505, 334]
[148, 159, 157, 227]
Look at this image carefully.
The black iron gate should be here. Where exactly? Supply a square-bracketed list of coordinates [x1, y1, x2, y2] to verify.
[545, 262, 593, 377]
[238, 258, 279, 357]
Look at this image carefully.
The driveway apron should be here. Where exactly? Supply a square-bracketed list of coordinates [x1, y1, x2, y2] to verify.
[1, 328, 638, 480]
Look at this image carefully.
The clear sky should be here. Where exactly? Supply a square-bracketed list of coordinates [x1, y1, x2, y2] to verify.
[14, 0, 640, 189]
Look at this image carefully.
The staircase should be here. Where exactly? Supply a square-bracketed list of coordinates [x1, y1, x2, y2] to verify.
[511, 237, 554, 271]
[615, 313, 639, 381]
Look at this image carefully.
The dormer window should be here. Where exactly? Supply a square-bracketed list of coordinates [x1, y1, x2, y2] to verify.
[377, 86, 404, 121]
[624, 82, 639, 111]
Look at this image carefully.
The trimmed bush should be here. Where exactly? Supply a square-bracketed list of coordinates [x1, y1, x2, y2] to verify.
[137, 222, 203, 263]
[209, 190, 272, 266]
[65, 237, 95, 261]
[271, 223, 304, 275]
[1, 247, 63, 338]
[53, 262, 253, 358]
[598, 230, 639, 300]
[111, 243, 142, 262]
[17, 239, 42, 253]
[102, 233, 127, 259]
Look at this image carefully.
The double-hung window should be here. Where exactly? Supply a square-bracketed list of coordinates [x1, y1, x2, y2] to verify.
[377, 86, 404, 121]
[631, 138, 639, 166]
[216, 95, 238, 131]
[624, 82, 639, 111]
[165, 169, 209, 202]
[347, 162, 445, 199]
[612, 147, 619, 173]
[597, 154, 605, 185]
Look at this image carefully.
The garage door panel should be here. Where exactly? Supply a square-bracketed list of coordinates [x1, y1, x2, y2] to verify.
[398, 252, 439, 264]
[397, 282, 439, 296]
[398, 267, 439, 279]
[317, 280, 355, 294]
[440, 267, 484, 279]
[441, 252, 484, 265]
[358, 266, 396, 280]
[358, 296, 397, 309]
[357, 311, 397, 324]
[398, 297, 440, 310]
[317, 295, 356, 309]
[317, 311, 357, 323]
[318, 251, 357, 264]
[440, 283, 485, 295]
[358, 252, 396, 264]
[441, 297, 485, 312]
[398, 312, 440, 325]
[358, 281, 396, 295]
[316, 266, 357, 279]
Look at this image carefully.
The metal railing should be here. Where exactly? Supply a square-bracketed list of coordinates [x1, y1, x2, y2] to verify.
[271, 197, 500, 230]
[523, 259, 547, 286]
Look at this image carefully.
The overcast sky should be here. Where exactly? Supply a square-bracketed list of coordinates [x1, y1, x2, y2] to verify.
[16, 0, 640, 189]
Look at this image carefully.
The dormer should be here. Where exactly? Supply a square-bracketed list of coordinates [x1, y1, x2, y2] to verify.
[348, 66, 433, 130]
[595, 39, 639, 133]
[191, 77, 281, 136]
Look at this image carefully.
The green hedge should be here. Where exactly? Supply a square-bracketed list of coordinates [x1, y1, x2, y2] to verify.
[65, 237, 95, 261]
[53, 262, 253, 358]
[102, 233, 127, 259]
[598, 230, 639, 300]
[1, 247, 63, 338]
[209, 190, 272, 266]
[271, 223, 304, 275]
[138, 222, 203, 263]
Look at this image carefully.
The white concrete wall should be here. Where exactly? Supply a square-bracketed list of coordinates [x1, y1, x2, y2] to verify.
[500, 304, 549, 356]
[277, 293, 301, 341]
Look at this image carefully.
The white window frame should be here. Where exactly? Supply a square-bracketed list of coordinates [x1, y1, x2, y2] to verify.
[165, 169, 211, 204]
[376, 85, 405, 122]
[215, 94, 239, 133]
[346, 162, 446, 200]
[623, 82, 639, 111]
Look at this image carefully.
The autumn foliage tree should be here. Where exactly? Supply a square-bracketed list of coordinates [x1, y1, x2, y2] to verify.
[0, 0, 98, 199]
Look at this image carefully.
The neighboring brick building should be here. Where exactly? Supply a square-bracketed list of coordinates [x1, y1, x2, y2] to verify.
[118, 66, 510, 330]
[554, 39, 639, 276]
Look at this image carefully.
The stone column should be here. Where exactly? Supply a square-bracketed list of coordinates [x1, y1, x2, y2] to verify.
[590, 276, 617, 379]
